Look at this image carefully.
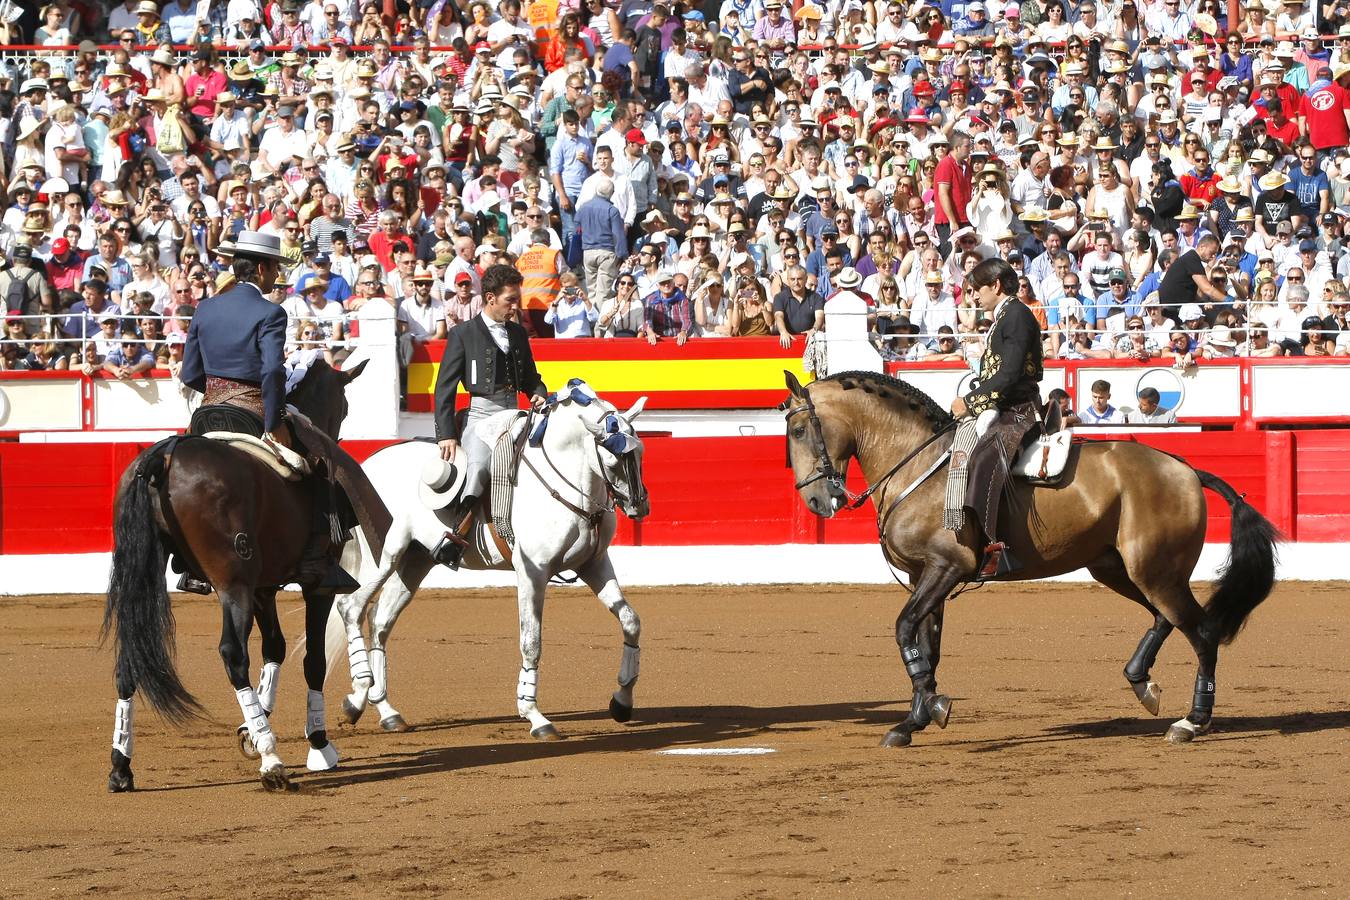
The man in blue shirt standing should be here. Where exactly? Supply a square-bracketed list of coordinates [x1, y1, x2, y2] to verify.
[576, 178, 629, 313]
[549, 110, 593, 240]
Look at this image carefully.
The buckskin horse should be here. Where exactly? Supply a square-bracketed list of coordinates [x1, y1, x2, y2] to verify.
[102, 359, 387, 792]
[783, 370, 1277, 748]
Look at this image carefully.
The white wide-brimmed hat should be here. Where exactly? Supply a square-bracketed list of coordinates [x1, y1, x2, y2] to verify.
[418, 446, 469, 509]
[835, 267, 863, 289]
[231, 230, 289, 263]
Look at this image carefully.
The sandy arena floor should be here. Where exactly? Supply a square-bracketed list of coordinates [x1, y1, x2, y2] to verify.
[2, 581, 1348, 897]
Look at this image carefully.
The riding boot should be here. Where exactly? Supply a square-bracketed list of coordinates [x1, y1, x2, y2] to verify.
[976, 542, 1022, 581]
[296, 479, 360, 592]
[170, 552, 213, 595]
[431, 497, 478, 570]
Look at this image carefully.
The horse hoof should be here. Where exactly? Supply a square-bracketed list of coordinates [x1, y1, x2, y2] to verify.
[609, 697, 633, 723]
[531, 723, 563, 741]
[306, 742, 340, 772]
[1132, 680, 1163, 716]
[1165, 719, 1209, 744]
[927, 694, 953, 729]
[379, 714, 410, 733]
[879, 728, 912, 748]
[260, 764, 290, 792]
[237, 724, 260, 760]
[342, 698, 364, 725]
[107, 769, 135, 793]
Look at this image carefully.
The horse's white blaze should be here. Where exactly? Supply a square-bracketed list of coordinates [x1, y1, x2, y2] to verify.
[112, 698, 133, 758]
[235, 686, 277, 756]
[657, 747, 777, 756]
[257, 661, 280, 713]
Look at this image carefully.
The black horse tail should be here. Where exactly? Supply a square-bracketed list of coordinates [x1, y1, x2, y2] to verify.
[1197, 470, 1279, 646]
[102, 442, 203, 722]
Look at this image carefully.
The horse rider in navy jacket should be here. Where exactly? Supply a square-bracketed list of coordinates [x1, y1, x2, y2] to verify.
[178, 231, 364, 593]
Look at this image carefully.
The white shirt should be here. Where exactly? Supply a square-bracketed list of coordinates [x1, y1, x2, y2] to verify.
[578, 171, 635, 227]
[481, 311, 510, 353]
[1078, 404, 1125, 425]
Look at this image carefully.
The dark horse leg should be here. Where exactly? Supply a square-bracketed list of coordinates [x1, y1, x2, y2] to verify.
[1088, 560, 1175, 716]
[302, 586, 341, 771]
[236, 590, 286, 760]
[219, 585, 289, 790]
[882, 564, 965, 748]
[1165, 608, 1218, 744]
[108, 663, 136, 792]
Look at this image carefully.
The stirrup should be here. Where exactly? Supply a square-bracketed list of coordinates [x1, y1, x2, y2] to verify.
[431, 530, 469, 570]
[177, 573, 213, 595]
[976, 542, 1020, 581]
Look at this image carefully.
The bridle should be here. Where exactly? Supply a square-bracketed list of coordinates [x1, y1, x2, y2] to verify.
[782, 382, 956, 513]
[520, 407, 647, 529]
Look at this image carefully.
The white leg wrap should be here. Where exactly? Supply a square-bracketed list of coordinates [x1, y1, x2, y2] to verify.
[305, 689, 326, 738]
[517, 666, 539, 704]
[618, 643, 640, 688]
[112, 698, 134, 758]
[257, 661, 281, 714]
[348, 635, 372, 685]
[236, 686, 277, 756]
[369, 647, 388, 704]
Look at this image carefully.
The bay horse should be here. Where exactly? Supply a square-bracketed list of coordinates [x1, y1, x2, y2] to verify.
[783, 370, 1277, 748]
[327, 389, 650, 740]
[103, 359, 379, 792]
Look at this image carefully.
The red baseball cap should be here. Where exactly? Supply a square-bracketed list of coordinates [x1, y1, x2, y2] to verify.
[454, 271, 473, 285]
[625, 127, 646, 145]
[913, 81, 935, 96]
[52, 238, 70, 255]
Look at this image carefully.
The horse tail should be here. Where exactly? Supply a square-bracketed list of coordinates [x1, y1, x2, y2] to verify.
[102, 443, 203, 722]
[1196, 470, 1279, 645]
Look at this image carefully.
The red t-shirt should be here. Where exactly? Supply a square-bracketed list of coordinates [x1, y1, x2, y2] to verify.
[1300, 82, 1350, 150]
[1264, 116, 1301, 151]
[932, 155, 971, 227]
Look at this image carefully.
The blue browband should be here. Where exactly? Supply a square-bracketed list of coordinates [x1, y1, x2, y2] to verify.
[529, 379, 637, 454]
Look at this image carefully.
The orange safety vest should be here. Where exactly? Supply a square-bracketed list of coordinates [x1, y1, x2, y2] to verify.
[517, 245, 561, 310]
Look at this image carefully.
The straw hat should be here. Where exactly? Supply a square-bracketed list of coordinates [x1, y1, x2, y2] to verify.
[1176, 203, 1200, 220]
[150, 47, 176, 68]
[835, 267, 863, 289]
[102, 189, 129, 206]
[1217, 178, 1243, 193]
[1259, 171, 1290, 190]
[419, 448, 469, 509]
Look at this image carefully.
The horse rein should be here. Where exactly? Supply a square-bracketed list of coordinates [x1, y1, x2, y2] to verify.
[783, 384, 956, 513]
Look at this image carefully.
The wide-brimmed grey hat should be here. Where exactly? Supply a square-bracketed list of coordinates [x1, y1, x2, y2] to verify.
[230, 231, 289, 262]
[418, 448, 468, 510]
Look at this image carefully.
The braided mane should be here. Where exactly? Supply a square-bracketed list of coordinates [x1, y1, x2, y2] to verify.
[818, 370, 954, 431]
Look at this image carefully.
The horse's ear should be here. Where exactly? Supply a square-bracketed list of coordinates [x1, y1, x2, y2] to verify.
[339, 359, 369, 384]
[623, 396, 647, 422]
[785, 370, 805, 398]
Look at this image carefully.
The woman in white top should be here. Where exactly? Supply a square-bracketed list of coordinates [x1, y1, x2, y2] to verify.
[967, 166, 1014, 246]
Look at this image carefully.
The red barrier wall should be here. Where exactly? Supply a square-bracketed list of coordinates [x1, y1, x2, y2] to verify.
[2, 431, 1347, 555]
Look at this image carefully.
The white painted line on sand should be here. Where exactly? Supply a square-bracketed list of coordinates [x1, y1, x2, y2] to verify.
[656, 747, 777, 756]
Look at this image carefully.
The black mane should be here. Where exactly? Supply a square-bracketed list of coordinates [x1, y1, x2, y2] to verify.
[819, 370, 954, 431]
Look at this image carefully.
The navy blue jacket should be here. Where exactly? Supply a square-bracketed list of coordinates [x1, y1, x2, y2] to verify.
[180, 282, 289, 431]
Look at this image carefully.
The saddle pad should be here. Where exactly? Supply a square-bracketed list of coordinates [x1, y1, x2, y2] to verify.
[1014, 431, 1074, 485]
[202, 432, 312, 481]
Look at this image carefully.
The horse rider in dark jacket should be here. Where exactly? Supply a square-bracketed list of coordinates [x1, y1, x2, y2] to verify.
[948, 257, 1044, 580]
[179, 230, 364, 593]
[431, 263, 549, 568]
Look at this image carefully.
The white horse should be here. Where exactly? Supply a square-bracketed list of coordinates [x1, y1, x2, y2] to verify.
[328, 387, 650, 740]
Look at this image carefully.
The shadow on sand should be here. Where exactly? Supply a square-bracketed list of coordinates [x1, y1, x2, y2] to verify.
[138, 703, 1350, 793]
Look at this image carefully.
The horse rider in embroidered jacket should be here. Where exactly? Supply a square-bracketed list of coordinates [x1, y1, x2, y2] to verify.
[433, 263, 549, 568]
[949, 257, 1044, 579]
[179, 230, 367, 593]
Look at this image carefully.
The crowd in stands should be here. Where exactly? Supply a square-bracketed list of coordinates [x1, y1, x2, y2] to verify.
[5, 0, 1350, 385]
